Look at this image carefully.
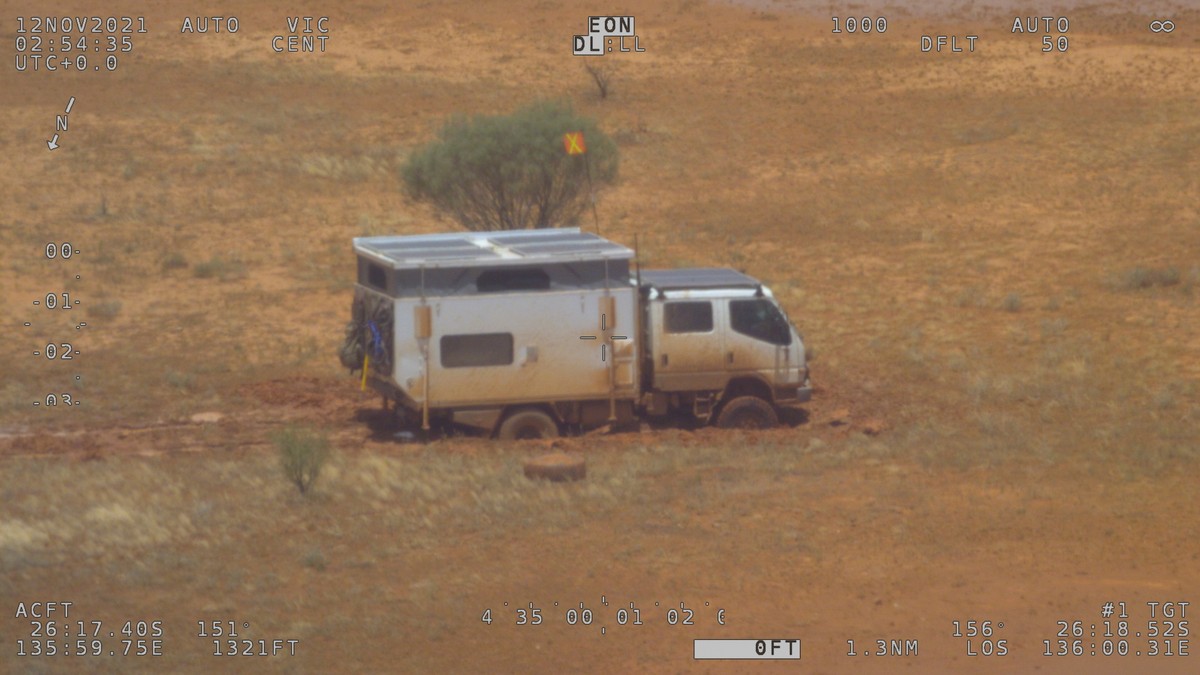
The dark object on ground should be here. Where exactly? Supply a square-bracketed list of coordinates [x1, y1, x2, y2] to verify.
[523, 452, 586, 482]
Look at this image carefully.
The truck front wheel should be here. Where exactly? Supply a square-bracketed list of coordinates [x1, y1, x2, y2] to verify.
[715, 396, 778, 430]
[497, 409, 560, 440]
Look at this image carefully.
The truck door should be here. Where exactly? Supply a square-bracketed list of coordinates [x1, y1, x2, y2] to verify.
[724, 298, 794, 388]
[649, 299, 728, 392]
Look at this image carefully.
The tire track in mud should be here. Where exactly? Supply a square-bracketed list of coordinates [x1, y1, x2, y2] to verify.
[0, 374, 866, 460]
[0, 376, 372, 460]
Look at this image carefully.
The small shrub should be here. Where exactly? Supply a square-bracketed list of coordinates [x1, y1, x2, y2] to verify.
[86, 300, 123, 318]
[193, 258, 222, 279]
[302, 548, 328, 571]
[1040, 318, 1068, 338]
[165, 371, 193, 390]
[1113, 266, 1181, 291]
[161, 252, 188, 271]
[1152, 388, 1175, 410]
[274, 426, 330, 495]
[1001, 293, 1022, 312]
[193, 256, 247, 281]
[955, 286, 986, 308]
[583, 61, 617, 100]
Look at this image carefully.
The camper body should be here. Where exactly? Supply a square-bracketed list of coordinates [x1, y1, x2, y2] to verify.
[345, 228, 811, 438]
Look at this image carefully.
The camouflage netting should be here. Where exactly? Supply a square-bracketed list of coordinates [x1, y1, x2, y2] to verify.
[339, 291, 394, 374]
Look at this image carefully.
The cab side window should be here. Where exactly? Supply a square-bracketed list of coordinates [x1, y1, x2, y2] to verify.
[730, 299, 792, 346]
[664, 301, 713, 333]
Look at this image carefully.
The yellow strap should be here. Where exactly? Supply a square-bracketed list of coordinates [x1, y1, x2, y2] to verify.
[360, 353, 370, 391]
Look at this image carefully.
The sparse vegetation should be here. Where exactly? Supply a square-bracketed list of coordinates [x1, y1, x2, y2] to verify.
[193, 256, 248, 281]
[165, 370, 194, 390]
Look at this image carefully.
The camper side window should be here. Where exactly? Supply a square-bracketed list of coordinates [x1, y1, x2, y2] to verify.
[440, 333, 514, 368]
[664, 302, 713, 333]
[366, 263, 388, 291]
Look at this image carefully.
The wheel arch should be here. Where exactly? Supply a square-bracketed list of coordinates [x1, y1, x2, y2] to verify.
[721, 376, 774, 406]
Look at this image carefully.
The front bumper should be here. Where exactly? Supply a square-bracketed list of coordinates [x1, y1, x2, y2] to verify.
[776, 377, 813, 404]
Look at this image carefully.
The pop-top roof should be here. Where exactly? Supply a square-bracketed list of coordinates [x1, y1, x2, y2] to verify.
[639, 268, 761, 291]
[354, 228, 633, 269]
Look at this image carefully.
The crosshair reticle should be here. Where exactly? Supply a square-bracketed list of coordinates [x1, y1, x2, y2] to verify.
[579, 313, 627, 362]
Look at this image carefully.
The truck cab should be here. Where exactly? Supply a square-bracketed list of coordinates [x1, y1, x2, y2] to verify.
[640, 268, 812, 428]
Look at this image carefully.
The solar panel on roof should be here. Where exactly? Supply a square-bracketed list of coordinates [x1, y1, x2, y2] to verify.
[397, 249, 496, 261]
[354, 228, 632, 269]
[488, 231, 586, 244]
[383, 239, 478, 248]
[639, 268, 760, 290]
[508, 240, 626, 256]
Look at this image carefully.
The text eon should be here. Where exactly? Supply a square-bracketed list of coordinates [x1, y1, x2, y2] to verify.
[589, 16, 634, 36]
[573, 15, 643, 56]
[273, 17, 330, 53]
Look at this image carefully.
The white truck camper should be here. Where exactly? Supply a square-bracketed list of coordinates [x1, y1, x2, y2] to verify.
[340, 228, 811, 439]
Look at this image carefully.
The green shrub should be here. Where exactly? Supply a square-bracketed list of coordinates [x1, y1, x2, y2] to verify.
[402, 100, 618, 231]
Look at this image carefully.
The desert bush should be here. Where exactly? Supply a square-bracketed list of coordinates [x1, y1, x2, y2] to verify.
[583, 61, 618, 99]
[302, 548, 328, 571]
[1112, 266, 1180, 290]
[402, 100, 618, 231]
[86, 300, 123, 318]
[274, 426, 330, 495]
[193, 256, 247, 281]
[160, 252, 189, 271]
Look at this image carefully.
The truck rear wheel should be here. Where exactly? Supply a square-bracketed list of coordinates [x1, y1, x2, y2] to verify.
[497, 409, 560, 440]
[715, 396, 778, 430]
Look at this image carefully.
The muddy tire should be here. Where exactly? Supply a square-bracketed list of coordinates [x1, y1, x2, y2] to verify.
[523, 452, 586, 482]
[715, 396, 779, 430]
[497, 409, 559, 440]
